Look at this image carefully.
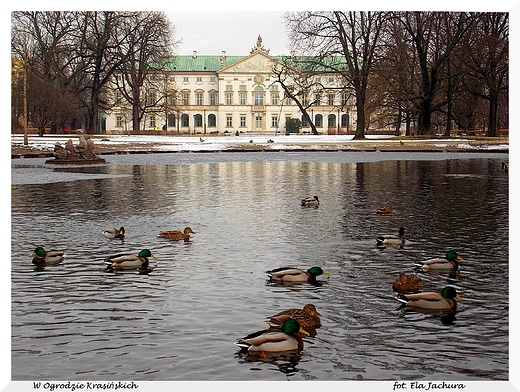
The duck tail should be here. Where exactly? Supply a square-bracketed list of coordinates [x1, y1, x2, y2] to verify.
[394, 294, 409, 304]
[234, 340, 250, 350]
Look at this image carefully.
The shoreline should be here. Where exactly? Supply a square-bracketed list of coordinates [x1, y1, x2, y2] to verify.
[11, 134, 509, 158]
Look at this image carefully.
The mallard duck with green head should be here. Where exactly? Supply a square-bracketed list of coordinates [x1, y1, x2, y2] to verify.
[235, 319, 309, 353]
[266, 266, 329, 284]
[396, 286, 462, 310]
[31, 247, 64, 266]
[376, 227, 405, 245]
[266, 304, 321, 330]
[158, 227, 195, 240]
[102, 227, 125, 239]
[104, 249, 156, 271]
[301, 196, 319, 207]
[414, 251, 463, 271]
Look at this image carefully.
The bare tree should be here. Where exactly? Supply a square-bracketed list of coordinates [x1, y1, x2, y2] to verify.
[462, 12, 508, 136]
[285, 11, 389, 139]
[393, 12, 476, 135]
[74, 11, 132, 133]
[111, 11, 176, 131]
[271, 57, 319, 134]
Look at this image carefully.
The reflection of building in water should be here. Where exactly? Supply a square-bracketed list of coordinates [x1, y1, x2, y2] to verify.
[105, 36, 356, 135]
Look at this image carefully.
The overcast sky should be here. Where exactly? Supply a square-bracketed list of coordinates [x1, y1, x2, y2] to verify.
[166, 11, 289, 56]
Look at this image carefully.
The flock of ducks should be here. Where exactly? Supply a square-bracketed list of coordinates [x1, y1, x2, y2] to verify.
[30, 196, 466, 356]
[31, 226, 197, 272]
[375, 223, 465, 312]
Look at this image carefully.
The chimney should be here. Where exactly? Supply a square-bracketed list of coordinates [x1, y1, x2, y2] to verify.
[192, 51, 197, 58]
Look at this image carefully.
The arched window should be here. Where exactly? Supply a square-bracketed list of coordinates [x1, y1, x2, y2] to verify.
[181, 114, 189, 127]
[208, 114, 216, 127]
[341, 113, 349, 127]
[167, 114, 175, 127]
[301, 115, 309, 127]
[328, 114, 336, 127]
[194, 114, 203, 127]
[315, 114, 323, 127]
[253, 86, 264, 105]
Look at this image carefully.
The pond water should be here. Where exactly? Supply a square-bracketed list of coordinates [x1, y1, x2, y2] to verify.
[11, 151, 509, 382]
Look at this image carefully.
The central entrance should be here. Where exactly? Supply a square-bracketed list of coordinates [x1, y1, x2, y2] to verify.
[255, 114, 263, 131]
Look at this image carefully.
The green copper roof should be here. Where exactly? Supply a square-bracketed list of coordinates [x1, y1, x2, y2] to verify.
[164, 55, 348, 72]
[165, 55, 246, 72]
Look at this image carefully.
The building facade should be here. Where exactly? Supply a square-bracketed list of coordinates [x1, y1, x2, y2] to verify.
[105, 37, 357, 135]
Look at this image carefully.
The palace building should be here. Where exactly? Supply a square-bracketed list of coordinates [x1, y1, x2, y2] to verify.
[105, 36, 357, 135]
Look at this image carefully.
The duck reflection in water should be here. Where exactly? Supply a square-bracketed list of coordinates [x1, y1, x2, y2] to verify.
[398, 307, 458, 326]
[235, 350, 303, 376]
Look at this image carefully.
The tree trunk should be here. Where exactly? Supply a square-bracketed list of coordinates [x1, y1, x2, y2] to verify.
[487, 94, 498, 137]
[417, 99, 432, 135]
[353, 95, 366, 139]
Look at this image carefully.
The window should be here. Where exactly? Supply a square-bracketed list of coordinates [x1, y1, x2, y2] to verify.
[271, 115, 278, 128]
[271, 93, 279, 105]
[226, 85, 233, 90]
[209, 93, 217, 105]
[208, 114, 216, 127]
[147, 91, 157, 105]
[341, 113, 349, 127]
[169, 76, 175, 83]
[182, 92, 190, 106]
[239, 93, 247, 105]
[254, 86, 264, 105]
[210, 76, 216, 82]
[285, 97, 292, 105]
[270, 84, 278, 90]
[196, 93, 203, 105]
[149, 115, 156, 128]
[255, 115, 262, 129]
[167, 114, 175, 127]
[315, 93, 321, 106]
[183, 76, 189, 82]
[315, 114, 323, 127]
[254, 93, 264, 105]
[181, 114, 189, 127]
[240, 115, 246, 127]
[239, 85, 247, 91]
[328, 114, 336, 127]
[116, 116, 123, 128]
[194, 114, 203, 127]
[226, 92, 233, 105]
[196, 77, 202, 82]
[302, 95, 309, 106]
[167, 93, 176, 106]
[328, 77, 335, 83]
[226, 115, 233, 127]
[341, 93, 349, 106]
[328, 94, 335, 106]
[301, 115, 309, 127]
[315, 77, 321, 82]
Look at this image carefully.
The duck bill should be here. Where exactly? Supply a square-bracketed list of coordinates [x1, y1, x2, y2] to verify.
[323, 271, 330, 275]
[151, 254, 157, 259]
[456, 295, 463, 300]
[299, 328, 310, 336]
[457, 257, 463, 260]
[30, 252, 36, 257]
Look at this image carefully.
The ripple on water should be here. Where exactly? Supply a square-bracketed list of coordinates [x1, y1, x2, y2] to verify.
[11, 154, 508, 381]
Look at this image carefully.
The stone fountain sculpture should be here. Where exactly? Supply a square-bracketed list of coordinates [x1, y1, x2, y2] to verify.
[47, 135, 105, 164]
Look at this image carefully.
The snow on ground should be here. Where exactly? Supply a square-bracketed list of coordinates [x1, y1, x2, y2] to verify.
[11, 134, 508, 152]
